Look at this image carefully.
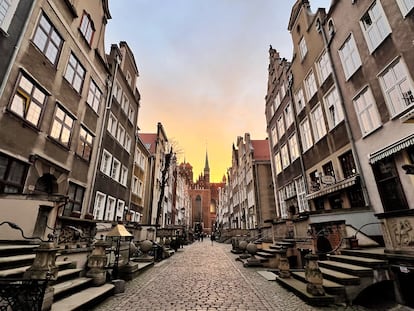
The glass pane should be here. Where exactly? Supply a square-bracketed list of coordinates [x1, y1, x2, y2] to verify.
[26, 103, 41, 125]
[19, 76, 33, 94]
[50, 120, 62, 139]
[39, 15, 50, 31]
[33, 88, 45, 104]
[33, 30, 47, 50]
[61, 128, 70, 145]
[10, 95, 25, 117]
[75, 187, 84, 202]
[0, 156, 8, 179]
[7, 161, 25, 183]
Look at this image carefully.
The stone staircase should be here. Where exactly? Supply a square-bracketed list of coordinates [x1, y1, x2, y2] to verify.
[275, 247, 390, 306]
[0, 243, 114, 310]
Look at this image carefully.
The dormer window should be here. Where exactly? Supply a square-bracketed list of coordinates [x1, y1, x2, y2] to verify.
[79, 11, 95, 45]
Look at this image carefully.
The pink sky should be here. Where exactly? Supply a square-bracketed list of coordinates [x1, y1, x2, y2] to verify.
[106, 0, 331, 182]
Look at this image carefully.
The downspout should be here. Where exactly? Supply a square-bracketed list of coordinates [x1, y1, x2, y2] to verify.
[316, 18, 371, 207]
[0, 0, 37, 98]
[87, 52, 121, 215]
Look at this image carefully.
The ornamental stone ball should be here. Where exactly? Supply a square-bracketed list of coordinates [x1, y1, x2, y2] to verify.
[141, 239, 153, 253]
[246, 242, 257, 255]
[239, 240, 248, 251]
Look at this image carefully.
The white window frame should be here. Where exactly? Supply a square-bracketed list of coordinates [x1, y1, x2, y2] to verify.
[311, 104, 327, 142]
[50, 105, 75, 147]
[116, 124, 125, 145]
[277, 115, 285, 139]
[304, 70, 317, 101]
[284, 103, 294, 129]
[116, 200, 125, 221]
[87, 79, 102, 113]
[107, 113, 117, 137]
[0, 0, 18, 33]
[274, 152, 282, 175]
[281, 144, 290, 169]
[353, 86, 382, 136]
[120, 165, 128, 186]
[105, 196, 116, 221]
[300, 118, 313, 152]
[101, 149, 112, 176]
[79, 11, 94, 45]
[396, 0, 414, 16]
[93, 192, 106, 220]
[324, 87, 344, 129]
[360, 1, 392, 53]
[271, 124, 278, 147]
[295, 88, 305, 113]
[295, 177, 309, 213]
[288, 133, 299, 162]
[299, 37, 307, 60]
[317, 50, 332, 84]
[274, 92, 281, 111]
[125, 133, 131, 153]
[128, 105, 135, 123]
[64, 53, 85, 93]
[111, 158, 121, 181]
[378, 58, 414, 117]
[338, 33, 362, 81]
[132, 176, 138, 194]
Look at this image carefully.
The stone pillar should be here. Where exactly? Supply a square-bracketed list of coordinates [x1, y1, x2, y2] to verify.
[278, 248, 290, 278]
[305, 254, 325, 296]
[86, 239, 108, 286]
[24, 242, 58, 311]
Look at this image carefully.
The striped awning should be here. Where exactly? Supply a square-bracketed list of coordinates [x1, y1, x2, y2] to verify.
[306, 175, 359, 200]
[369, 134, 414, 164]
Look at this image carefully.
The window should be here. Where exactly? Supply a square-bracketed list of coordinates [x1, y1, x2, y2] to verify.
[274, 152, 282, 175]
[64, 53, 85, 93]
[300, 118, 313, 151]
[32, 13, 63, 65]
[9, 73, 47, 127]
[116, 200, 125, 221]
[128, 105, 135, 123]
[120, 165, 128, 186]
[271, 125, 278, 147]
[86, 80, 102, 113]
[295, 177, 309, 213]
[111, 158, 120, 181]
[284, 103, 294, 128]
[281, 144, 290, 169]
[101, 149, 112, 176]
[50, 106, 74, 147]
[324, 87, 344, 129]
[339, 34, 362, 80]
[277, 115, 285, 139]
[278, 190, 288, 219]
[105, 196, 116, 221]
[396, 0, 414, 16]
[288, 134, 299, 162]
[77, 126, 93, 161]
[299, 37, 307, 60]
[132, 176, 138, 194]
[137, 180, 144, 197]
[124, 133, 131, 153]
[339, 150, 356, 178]
[116, 124, 125, 145]
[379, 58, 414, 117]
[79, 11, 94, 45]
[274, 93, 281, 110]
[0, 0, 18, 32]
[0, 153, 27, 194]
[317, 51, 332, 83]
[323, 161, 335, 178]
[64, 182, 85, 216]
[107, 113, 117, 137]
[304, 71, 317, 100]
[353, 87, 382, 136]
[113, 81, 122, 103]
[360, 1, 391, 52]
[373, 158, 408, 212]
[311, 104, 326, 142]
[93, 192, 106, 220]
[126, 71, 132, 86]
[295, 88, 305, 112]
[121, 94, 129, 114]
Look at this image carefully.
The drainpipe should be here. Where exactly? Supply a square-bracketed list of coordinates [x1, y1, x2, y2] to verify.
[316, 18, 371, 207]
[0, 0, 37, 98]
[87, 52, 121, 216]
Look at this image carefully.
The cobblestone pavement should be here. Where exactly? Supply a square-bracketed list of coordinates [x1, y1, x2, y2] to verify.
[92, 241, 405, 311]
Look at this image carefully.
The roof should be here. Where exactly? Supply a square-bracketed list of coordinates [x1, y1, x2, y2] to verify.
[139, 133, 158, 154]
[251, 140, 270, 161]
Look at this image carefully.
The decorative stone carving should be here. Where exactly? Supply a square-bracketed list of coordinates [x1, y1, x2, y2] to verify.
[305, 254, 325, 296]
[393, 220, 414, 247]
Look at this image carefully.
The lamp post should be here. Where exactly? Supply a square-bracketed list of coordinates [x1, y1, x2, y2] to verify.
[106, 224, 133, 280]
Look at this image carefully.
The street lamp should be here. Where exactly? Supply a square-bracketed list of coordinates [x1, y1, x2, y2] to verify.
[106, 224, 133, 279]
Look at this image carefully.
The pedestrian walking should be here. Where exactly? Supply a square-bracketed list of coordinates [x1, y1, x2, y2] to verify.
[210, 233, 215, 245]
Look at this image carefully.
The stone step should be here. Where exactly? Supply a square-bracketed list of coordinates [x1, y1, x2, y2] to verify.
[257, 270, 277, 281]
[319, 267, 360, 285]
[340, 248, 387, 260]
[51, 283, 115, 311]
[0, 254, 36, 269]
[0, 244, 39, 256]
[0, 260, 75, 278]
[319, 260, 373, 277]
[255, 251, 275, 259]
[276, 276, 335, 306]
[53, 277, 93, 300]
[328, 254, 387, 268]
[56, 268, 83, 282]
[260, 248, 280, 255]
[292, 271, 345, 296]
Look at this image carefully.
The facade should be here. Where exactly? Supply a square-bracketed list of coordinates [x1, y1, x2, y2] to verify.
[139, 122, 170, 226]
[0, 0, 111, 241]
[91, 41, 140, 222]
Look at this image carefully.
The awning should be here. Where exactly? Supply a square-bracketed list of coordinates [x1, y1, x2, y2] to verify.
[369, 134, 414, 164]
[306, 175, 359, 200]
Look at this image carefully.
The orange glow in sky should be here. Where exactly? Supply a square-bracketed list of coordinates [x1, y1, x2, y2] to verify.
[106, 0, 331, 182]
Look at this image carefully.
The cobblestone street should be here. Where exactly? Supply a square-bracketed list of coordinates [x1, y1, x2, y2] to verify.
[93, 241, 371, 311]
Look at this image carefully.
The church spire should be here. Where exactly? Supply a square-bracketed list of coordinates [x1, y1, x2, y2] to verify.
[204, 150, 210, 184]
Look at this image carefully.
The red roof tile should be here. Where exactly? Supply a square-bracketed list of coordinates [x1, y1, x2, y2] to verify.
[251, 140, 270, 161]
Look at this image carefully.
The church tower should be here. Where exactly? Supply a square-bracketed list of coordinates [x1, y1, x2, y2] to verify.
[204, 150, 210, 185]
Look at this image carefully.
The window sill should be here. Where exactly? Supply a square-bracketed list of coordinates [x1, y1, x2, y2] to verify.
[361, 124, 383, 139]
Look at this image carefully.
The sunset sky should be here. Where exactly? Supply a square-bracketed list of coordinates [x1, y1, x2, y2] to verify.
[105, 0, 330, 182]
